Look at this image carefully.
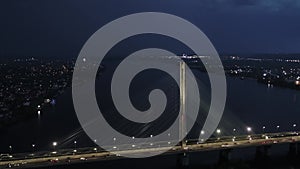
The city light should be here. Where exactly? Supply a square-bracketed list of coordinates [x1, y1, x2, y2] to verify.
[246, 127, 252, 132]
[216, 129, 221, 134]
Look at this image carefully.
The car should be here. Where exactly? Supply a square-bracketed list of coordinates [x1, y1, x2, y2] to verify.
[80, 157, 87, 161]
[49, 158, 59, 163]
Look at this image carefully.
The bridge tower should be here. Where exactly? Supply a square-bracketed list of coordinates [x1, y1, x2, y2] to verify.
[179, 61, 187, 149]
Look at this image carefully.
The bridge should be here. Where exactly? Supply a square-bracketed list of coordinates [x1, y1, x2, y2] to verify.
[1, 61, 299, 168]
[1, 131, 300, 168]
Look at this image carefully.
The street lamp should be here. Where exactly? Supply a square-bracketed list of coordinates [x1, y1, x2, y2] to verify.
[52, 142, 57, 150]
[276, 125, 280, 131]
[74, 141, 77, 150]
[9, 145, 12, 153]
[216, 129, 221, 134]
[262, 126, 266, 133]
[246, 127, 252, 133]
[32, 144, 36, 152]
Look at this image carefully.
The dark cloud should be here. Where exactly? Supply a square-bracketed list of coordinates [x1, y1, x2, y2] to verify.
[227, 0, 300, 10]
[231, 0, 258, 6]
[1, 0, 300, 56]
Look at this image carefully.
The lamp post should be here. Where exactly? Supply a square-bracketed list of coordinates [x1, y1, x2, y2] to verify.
[216, 129, 221, 140]
[74, 141, 77, 150]
[9, 145, 12, 154]
[276, 125, 280, 132]
[246, 127, 252, 133]
[293, 124, 297, 131]
[52, 142, 57, 151]
[32, 144, 36, 152]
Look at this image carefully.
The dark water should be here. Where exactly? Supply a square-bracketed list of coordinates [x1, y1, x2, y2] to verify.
[1, 70, 300, 167]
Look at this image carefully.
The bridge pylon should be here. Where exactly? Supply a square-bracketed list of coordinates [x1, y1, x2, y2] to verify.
[179, 61, 187, 149]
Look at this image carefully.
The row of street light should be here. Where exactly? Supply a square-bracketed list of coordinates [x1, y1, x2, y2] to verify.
[6, 124, 298, 154]
[213, 123, 298, 135]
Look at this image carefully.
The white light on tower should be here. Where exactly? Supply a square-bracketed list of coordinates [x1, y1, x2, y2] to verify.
[216, 129, 221, 134]
[201, 130, 205, 135]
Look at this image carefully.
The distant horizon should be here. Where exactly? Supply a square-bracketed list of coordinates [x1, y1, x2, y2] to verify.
[2, 53, 300, 63]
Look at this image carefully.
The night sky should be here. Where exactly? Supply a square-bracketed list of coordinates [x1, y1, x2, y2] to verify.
[1, 0, 300, 58]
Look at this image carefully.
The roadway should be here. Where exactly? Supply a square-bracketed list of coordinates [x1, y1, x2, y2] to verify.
[1, 131, 300, 168]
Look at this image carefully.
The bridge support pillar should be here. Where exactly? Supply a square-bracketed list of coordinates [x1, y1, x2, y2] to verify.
[297, 143, 300, 155]
[255, 145, 270, 162]
[179, 61, 187, 149]
[177, 153, 190, 169]
[288, 142, 300, 162]
[218, 149, 232, 164]
[288, 143, 298, 157]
